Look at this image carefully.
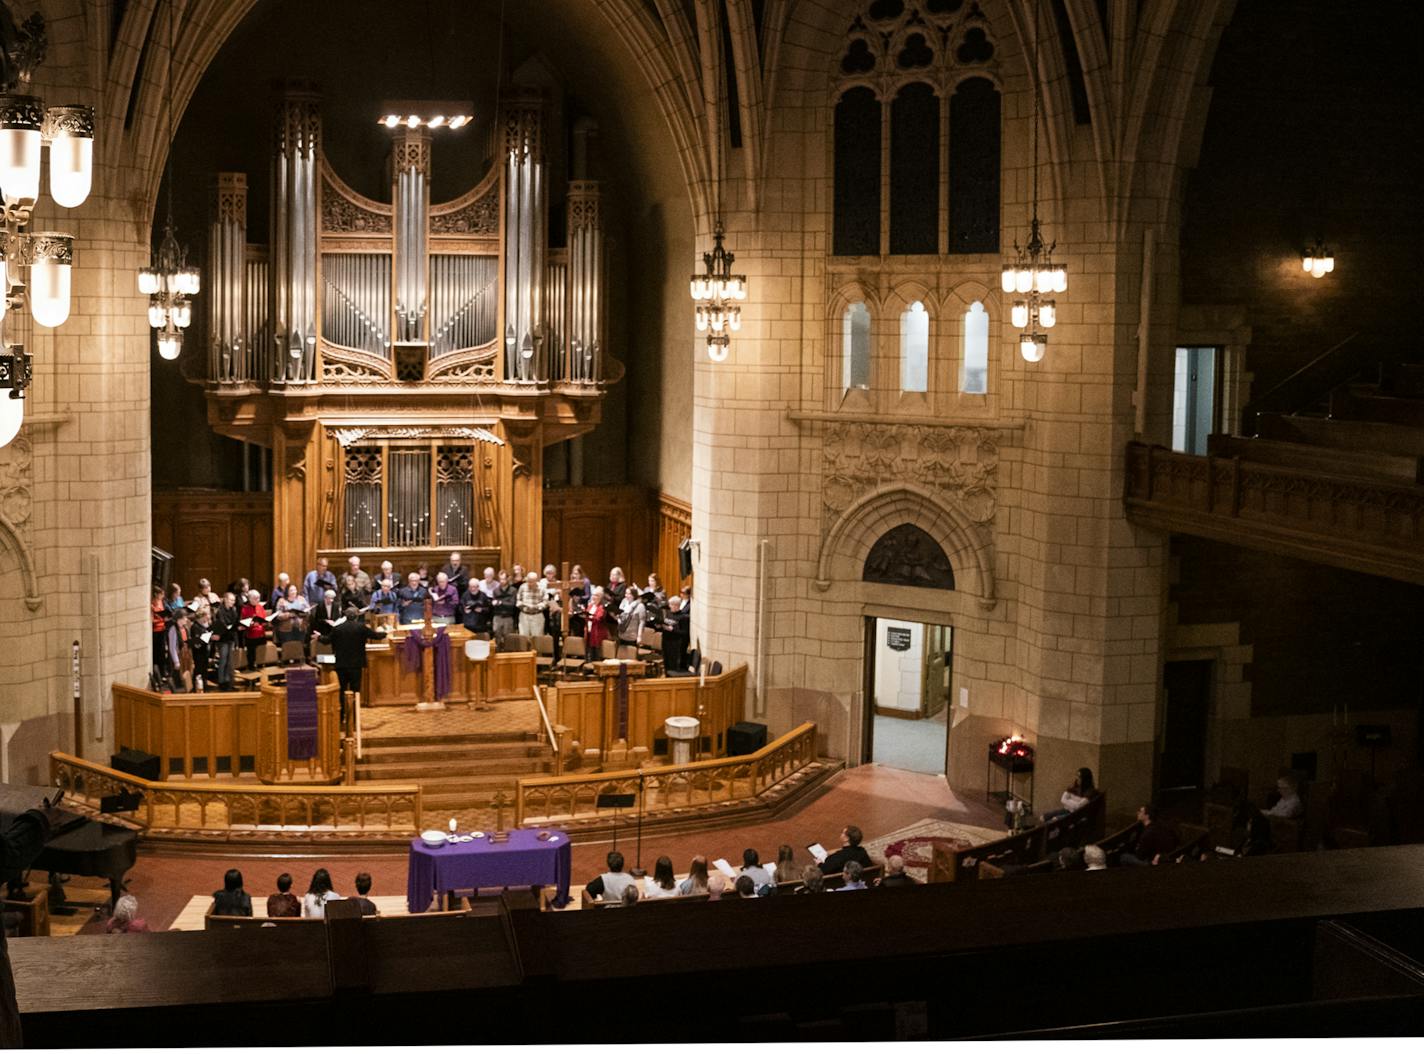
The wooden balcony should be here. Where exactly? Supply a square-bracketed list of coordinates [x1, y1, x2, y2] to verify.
[1124, 442, 1424, 585]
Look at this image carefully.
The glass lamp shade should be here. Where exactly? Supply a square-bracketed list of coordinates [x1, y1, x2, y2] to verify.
[0, 257, 6, 321]
[1020, 334, 1047, 363]
[727, 307, 742, 332]
[171, 299, 192, 329]
[138, 267, 160, 295]
[1035, 267, 1054, 294]
[44, 106, 95, 209]
[176, 267, 201, 296]
[694, 306, 708, 332]
[1302, 254, 1314, 273]
[1039, 301, 1057, 328]
[707, 341, 729, 362]
[1324, 255, 1335, 273]
[0, 393, 22, 448]
[157, 331, 182, 360]
[0, 96, 42, 204]
[1011, 301, 1029, 329]
[28, 234, 74, 329]
[1001, 266, 1016, 293]
[148, 303, 167, 328]
[1014, 268, 1033, 294]
[1052, 266, 1068, 293]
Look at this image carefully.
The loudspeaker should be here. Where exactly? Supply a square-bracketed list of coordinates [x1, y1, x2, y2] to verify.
[727, 721, 768, 756]
[678, 541, 693, 579]
[100, 791, 144, 814]
[111, 748, 160, 782]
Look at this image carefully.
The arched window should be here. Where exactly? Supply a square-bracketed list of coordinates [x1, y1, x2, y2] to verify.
[900, 301, 929, 393]
[948, 77, 1001, 254]
[889, 82, 939, 255]
[833, 88, 882, 256]
[842, 301, 871, 391]
[961, 300, 988, 393]
[863, 523, 956, 590]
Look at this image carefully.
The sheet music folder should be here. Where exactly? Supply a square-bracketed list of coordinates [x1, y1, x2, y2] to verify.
[595, 793, 636, 809]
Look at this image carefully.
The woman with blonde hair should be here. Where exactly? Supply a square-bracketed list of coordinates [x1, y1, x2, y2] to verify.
[678, 855, 710, 895]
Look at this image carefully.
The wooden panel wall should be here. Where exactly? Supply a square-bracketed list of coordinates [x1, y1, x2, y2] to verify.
[152, 489, 274, 592]
[542, 486, 692, 588]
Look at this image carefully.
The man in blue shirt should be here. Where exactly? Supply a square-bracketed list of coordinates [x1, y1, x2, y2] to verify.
[303, 557, 338, 607]
[397, 571, 428, 624]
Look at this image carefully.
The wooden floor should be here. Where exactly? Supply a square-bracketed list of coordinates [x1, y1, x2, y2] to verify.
[104, 764, 1003, 930]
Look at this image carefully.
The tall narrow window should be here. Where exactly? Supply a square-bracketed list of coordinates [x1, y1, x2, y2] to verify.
[843, 301, 871, 391]
[889, 83, 939, 255]
[961, 301, 989, 393]
[900, 301, 929, 392]
[948, 78, 1001, 254]
[833, 88, 882, 256]
[1172, 347, 1219, 454]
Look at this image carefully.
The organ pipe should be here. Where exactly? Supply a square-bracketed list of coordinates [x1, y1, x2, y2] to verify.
[270, 87, 320, 383]
[208, 173, 247, 383]
[393, 130, 430, 347]
[566, 180, 602, 384]
[502, 93, 545, 383]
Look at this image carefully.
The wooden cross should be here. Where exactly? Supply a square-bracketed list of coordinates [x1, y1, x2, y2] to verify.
[492, 790, 509, 832]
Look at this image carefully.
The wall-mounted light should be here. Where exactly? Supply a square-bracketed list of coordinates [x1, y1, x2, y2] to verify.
[377, 101, 473, 130]
[1303, 240, 1335, 279]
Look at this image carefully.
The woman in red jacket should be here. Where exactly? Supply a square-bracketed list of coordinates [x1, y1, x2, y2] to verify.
[150, 587, 169, 687]
[585, 586, 610, 652]
[239, 589, 269, 670]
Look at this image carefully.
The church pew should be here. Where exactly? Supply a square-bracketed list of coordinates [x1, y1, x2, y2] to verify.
[930, 826, 1046, 882]
[1042, 793, 1107, 854]
[1097, 821, 1143, 864]
[205, 904, 469, 928]
[1164, 824, 1212, 863]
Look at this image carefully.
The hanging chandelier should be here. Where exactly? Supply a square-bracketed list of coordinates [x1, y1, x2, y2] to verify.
[1302, 239, 1334, 279]
[1001, 0, 1066, 364]
[689, 221, 746, 362]
[138, 1, 198, 362]
[0, 8, 95, 449]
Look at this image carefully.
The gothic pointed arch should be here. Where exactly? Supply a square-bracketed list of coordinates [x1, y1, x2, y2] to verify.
[814, 482, 996, 609]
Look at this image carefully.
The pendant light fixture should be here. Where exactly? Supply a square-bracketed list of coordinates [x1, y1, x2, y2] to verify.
[0, 6, 95, 449]
[1302, 239, 1334, 279]
[689, 221, 746, 362]
[1001, 0, 1066, 363]
[139, 1, 199, 362]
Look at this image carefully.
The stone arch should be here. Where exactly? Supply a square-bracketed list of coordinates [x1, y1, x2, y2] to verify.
[815, 482, 996, 609]
[0, 513, 41, 612]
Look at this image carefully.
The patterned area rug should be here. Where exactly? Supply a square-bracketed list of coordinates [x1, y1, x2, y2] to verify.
[862, 817, 1002, 883]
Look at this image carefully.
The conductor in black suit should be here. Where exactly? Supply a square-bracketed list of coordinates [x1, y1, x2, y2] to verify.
[319, 606, 386, 726]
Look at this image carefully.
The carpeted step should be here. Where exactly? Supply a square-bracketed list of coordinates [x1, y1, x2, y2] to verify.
[359, 741, 550, 763]
[355, 757, 552, 780]
[360, 731, 542, 749]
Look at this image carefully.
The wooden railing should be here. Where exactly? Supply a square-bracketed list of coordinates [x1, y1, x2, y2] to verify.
[515, 721, 818, 825]
[1124, 442, 1424, 584]
[113, 681, 343, 783]
[50, 753, 422, 843]
[531, 685, 563, 776]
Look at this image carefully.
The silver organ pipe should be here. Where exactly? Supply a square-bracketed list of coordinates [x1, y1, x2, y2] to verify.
[244, 249, 268, 383]
[429, 255, 497, 357]
[208, 173, 247, 384]
[271, 89, 320, 382]
[503, 95, 545, 383]
[321, 253, 391, 355]
[566, 181, 602, 384]
[394, 133, 430, 346]
[544, 259, 566, 381]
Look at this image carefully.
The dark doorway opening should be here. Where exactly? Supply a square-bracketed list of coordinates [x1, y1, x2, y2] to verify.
[1160, 660, 1212, 791]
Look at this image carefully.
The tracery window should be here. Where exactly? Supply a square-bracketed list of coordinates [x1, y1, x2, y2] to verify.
[833, 1, 1000, 258]
[843, 301, 872, 391]
[961, 300, 989, 393]
[900, 301, 929, 393]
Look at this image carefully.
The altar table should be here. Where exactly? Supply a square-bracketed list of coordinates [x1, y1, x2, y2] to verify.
[407, 828, 572, 911]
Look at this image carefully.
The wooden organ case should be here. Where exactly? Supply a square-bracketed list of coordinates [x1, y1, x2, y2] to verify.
[199, 85, 614, 577]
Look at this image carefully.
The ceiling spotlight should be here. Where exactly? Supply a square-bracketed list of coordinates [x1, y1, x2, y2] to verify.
[382, 114, 400, 128]
[427, 115, 445, 128]
[377, 102, 474, 131]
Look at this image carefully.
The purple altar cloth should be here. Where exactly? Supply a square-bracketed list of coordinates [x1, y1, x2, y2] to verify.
[407, 828, 572, 911]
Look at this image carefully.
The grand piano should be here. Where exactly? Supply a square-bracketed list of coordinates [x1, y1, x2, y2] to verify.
[0, 784, 139, 909]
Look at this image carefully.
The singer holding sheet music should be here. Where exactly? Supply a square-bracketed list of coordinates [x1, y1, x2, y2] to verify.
[239, 590, 269, 669]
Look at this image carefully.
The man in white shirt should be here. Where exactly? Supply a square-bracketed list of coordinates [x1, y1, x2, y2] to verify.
[1263, 776, 1303, 819]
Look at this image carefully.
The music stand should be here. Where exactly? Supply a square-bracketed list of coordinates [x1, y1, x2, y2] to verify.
[596, 792, 636, 854]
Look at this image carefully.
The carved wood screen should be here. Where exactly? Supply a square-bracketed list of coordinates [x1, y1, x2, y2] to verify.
[342, 441, 479, 550]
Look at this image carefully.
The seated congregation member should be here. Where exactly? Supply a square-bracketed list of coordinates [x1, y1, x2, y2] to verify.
[268, 572, 293, 611]
[584, 586, 610, 652]
[212, 592, 240, 690]
[239, 590, 269, 669]
[1084, 845, 1108, 871]
[429, 572, 459, 626]
[584, 850, 635, 904]
[310, 588, 340, 640]
[346, 555, 373, 597]
[678, 856, 710, 895]
[643, 856, 679, 899]
[462, 586, 493, 635]
[739, 848, 773, 890]
[106, 894, 149, 933]
[397, 572, 428, 625]
[1043, 767, 1096, 821]
[1263, 774, 1303, 819]
[706, 874, 726, 902]
[772, 845, 798, 885]
[621, 885, 641, 908]
[606, 567, 627, 607]
[267, 873, 301, 917]
[1232, 801, 1274, 857]
[211, 868, 252, 917]
[440, 552, 470, 599]
[492, 573, 518, 643]
[734, 876, 758, 899]
[302, 869, 343, 918]
[370, 578, 400, 616]
[1120, 803, 1177, 866]
[303, 557, 338, 607]
[797, 866, 825, 894]
[878, 855, 917, 887]
[835, 861, 869, 891]
[661, 596, 690, 671]
[517, 572, 546, 638]
[320, 607, 387, 725]
[819, 825, 872, 877]
[616, 587, 646, 656]
[351, 872, 379, 916]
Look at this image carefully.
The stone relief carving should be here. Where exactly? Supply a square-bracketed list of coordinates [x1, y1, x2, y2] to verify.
[0, 434, 41, 610]
[821, 422, 999, 532]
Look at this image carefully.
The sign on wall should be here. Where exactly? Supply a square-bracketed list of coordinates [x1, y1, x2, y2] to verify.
[886, 626, 913, 651]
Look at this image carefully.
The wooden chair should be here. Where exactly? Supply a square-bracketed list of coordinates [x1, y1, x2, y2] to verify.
[599, 640, 617, 660]
[256, 642, 280, 667]
[278, 640, 306, 664]
[636, 627, 662, 663]
[533, 635, 556, 680]
[504, 634, 531, 653]
[556, 636, 588, 678]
